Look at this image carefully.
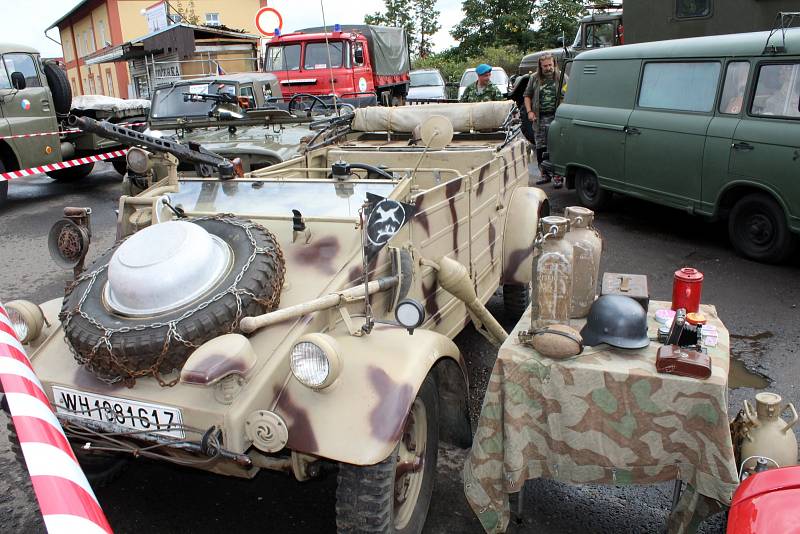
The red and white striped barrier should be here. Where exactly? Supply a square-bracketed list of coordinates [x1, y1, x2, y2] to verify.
[0, 149, 128, 182]
[0, 303, 113, 534]
[0, 122, 146, 141]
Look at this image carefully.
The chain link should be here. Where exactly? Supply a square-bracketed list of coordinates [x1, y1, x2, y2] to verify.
[60, 214, 285, 387]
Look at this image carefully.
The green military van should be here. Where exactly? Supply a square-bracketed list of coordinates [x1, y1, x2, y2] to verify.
[545, 29, 800, 263]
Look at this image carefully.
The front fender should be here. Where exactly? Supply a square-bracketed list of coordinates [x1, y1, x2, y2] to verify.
[273, 323, 465, 465]
[501, 186, 549, 285]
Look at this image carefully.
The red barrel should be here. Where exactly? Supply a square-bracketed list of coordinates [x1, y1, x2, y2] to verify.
[672, 267, 704, 313]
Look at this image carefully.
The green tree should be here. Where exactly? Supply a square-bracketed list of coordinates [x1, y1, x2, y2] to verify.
[365, 0, 441, 58]
[532, 0, 588, 50]
[450, 0, 536, 56]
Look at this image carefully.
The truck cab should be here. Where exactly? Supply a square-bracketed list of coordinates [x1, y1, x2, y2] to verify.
[264, 24, 410, 107]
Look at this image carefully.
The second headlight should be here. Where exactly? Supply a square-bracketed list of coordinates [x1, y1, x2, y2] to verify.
[289, 334, 342, 389]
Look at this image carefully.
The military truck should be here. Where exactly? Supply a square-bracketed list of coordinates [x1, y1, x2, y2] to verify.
[5, 101, 548, 532]
[0, 43, 148, 203]
[145, 72, 354, 174]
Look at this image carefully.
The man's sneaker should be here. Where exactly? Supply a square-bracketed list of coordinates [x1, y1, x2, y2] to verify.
[553, 175, 564, 189]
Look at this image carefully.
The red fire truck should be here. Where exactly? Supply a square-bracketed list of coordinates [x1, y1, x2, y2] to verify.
[264, 24, 410, 107]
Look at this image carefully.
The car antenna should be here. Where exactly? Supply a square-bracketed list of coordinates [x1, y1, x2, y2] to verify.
[319, 0, 340, 116]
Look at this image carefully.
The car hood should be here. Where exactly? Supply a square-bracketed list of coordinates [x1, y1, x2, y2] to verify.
[408, 86, 445, 99]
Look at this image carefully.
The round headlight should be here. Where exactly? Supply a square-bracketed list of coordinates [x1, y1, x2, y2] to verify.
[289, 334, 342, 389]
[126, 147, 151, 175]
[5, 300, 45, 344]
[395, 299, 425, 332]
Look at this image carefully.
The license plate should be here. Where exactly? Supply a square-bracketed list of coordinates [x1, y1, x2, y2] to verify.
[52, 386, 185, 439]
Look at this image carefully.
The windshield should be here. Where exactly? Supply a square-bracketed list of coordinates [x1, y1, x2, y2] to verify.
[150, 82, 237, 119]
[304, 42, 345, 70]
[411, 72, 442, 87]
[460, 69, 508, 87]
[168, 180, 397, 218]
[265, 44, 301, 71]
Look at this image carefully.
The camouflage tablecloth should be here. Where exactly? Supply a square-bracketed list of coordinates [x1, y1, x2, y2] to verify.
[464, 301, 739, 533]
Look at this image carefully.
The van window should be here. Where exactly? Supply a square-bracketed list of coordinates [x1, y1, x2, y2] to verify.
[719, 61, 750, 115]
[638, 62, 720, 112]
[676, 0, 711, 19]
[751, 63, 800, 118]
[239, 85, 255, 108]
[2, 54, 43, 88]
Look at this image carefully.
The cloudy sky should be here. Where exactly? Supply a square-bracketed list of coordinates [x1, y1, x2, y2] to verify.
[6, 0, 465, 57]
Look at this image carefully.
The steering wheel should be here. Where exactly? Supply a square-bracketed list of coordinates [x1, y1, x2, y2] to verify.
[287, 93, 329, 115]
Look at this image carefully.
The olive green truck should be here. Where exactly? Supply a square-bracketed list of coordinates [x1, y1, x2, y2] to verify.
[0, 43, 147, 203]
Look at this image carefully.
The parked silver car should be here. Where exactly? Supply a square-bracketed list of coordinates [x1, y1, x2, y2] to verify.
[408, 68, 447, 102]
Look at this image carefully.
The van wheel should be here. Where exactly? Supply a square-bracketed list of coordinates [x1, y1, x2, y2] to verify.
[729, 193, 795, 263]
[46, 162, 94, 182]
[336, 375, 438, 534]
[575, 170, 610, 210]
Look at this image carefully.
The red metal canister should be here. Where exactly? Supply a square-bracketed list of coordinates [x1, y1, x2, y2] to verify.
[672, 267, 704, 313]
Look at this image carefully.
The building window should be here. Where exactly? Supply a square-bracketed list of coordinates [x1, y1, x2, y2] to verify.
[676, 0, 711, 19]
[70, 78, 77, 94]
[106, 70, 114, 97]
[98, 21, 108, 48]
[205, 12, 220, 26]
[639, 62, 721, 112]
[83, 32, 89, 56]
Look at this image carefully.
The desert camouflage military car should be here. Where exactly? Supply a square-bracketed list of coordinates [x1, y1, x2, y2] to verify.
[6, 101, 548, 532]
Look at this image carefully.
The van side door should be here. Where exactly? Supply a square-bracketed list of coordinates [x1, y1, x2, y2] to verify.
[728, 61, 800, 228]
[699, 61, 749, 214]
[624, 61, 720, 209]
[0, 53, 60, 169]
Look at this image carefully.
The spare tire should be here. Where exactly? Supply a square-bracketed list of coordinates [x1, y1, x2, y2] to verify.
[60, 215, 285, 385]
[43, 62, 72, 116]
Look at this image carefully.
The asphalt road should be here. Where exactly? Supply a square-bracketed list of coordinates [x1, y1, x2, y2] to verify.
[0, 163, 798, 533]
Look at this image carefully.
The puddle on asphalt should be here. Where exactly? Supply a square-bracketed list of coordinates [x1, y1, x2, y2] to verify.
[729, 332, 773, 389]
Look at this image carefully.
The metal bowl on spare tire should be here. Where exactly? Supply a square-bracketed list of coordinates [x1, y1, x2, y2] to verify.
[60, 215, 285, 385]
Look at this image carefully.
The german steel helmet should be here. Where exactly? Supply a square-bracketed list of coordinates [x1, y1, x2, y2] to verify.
[579, 295, 650, 349]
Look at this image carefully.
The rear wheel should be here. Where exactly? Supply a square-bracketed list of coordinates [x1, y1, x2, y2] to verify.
[575, 169, 610, 210]
[336, 375, 438, 534]
[503, 284, 530, 319]
[728, 193, 795, 263]
[46, 162, 94, 182]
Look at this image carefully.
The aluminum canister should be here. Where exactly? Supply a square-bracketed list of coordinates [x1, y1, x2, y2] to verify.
[531, 216, 573, 330]
[671, 267, 704, 313]
[564, 206, 602, 318]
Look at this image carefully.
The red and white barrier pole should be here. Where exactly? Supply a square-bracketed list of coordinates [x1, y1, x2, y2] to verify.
[0, 303, 113, 534]
[0, 149, 128, 182]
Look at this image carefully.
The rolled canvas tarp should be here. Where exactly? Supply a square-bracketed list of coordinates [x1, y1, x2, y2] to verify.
[351, 101, 515, 132]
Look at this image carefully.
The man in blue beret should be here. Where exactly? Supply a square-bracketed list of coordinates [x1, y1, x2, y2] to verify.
[460, 63, 503, 102]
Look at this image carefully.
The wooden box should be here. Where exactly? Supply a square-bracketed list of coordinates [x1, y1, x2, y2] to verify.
[600, 273, 649, 311]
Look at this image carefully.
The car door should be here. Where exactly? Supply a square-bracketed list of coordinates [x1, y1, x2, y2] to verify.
[0, 53, 60, 167]
[624, 61, 721, 209]
[728, 61, 800, 222]
[699, 60, 750, 214]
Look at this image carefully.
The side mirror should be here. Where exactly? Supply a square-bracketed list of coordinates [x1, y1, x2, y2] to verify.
[556, 36, 565, 47]
[354, 48, 364, 65]
[10, 72, 26, 90]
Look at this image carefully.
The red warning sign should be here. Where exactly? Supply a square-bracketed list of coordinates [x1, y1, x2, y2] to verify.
[255, 7, 283, 37]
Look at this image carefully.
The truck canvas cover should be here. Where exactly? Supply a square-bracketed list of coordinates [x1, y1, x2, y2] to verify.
[299, 24, 410, 76]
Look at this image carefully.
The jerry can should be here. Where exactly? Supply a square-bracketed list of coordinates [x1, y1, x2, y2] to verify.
[531, 216, 573, 330]
[740, 392, 799, 471]
[564, 206, 602, 318]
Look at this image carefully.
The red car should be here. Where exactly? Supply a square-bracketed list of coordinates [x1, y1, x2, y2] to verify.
[727, 466, 800, 534]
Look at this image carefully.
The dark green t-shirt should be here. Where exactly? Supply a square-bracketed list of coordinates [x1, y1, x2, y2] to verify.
[539, 78, 557, 115]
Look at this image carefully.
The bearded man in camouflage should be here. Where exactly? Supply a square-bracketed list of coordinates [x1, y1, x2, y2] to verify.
[460, 63, 503, 103]
[524, 54, 563, 186]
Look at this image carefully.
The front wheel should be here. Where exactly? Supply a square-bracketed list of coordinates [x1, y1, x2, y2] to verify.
[336, 375, 439, 534]
[575, 169, 610, 211]
[728, 193, 795, 263]
[503, 284, 530, 320]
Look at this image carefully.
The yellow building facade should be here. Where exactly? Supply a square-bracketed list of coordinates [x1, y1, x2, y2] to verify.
[50, 0, 266, 98]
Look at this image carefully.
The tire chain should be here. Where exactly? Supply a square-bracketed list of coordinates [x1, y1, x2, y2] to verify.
[59, 214, 285, 387]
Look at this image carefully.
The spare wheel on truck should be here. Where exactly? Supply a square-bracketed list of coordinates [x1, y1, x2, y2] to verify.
[60, 215, 285, 385]
[43, 62, 72, 117]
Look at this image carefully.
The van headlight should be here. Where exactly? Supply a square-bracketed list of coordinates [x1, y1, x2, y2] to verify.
[5, 300, 45, 344]
[290, 334, 342, 389]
